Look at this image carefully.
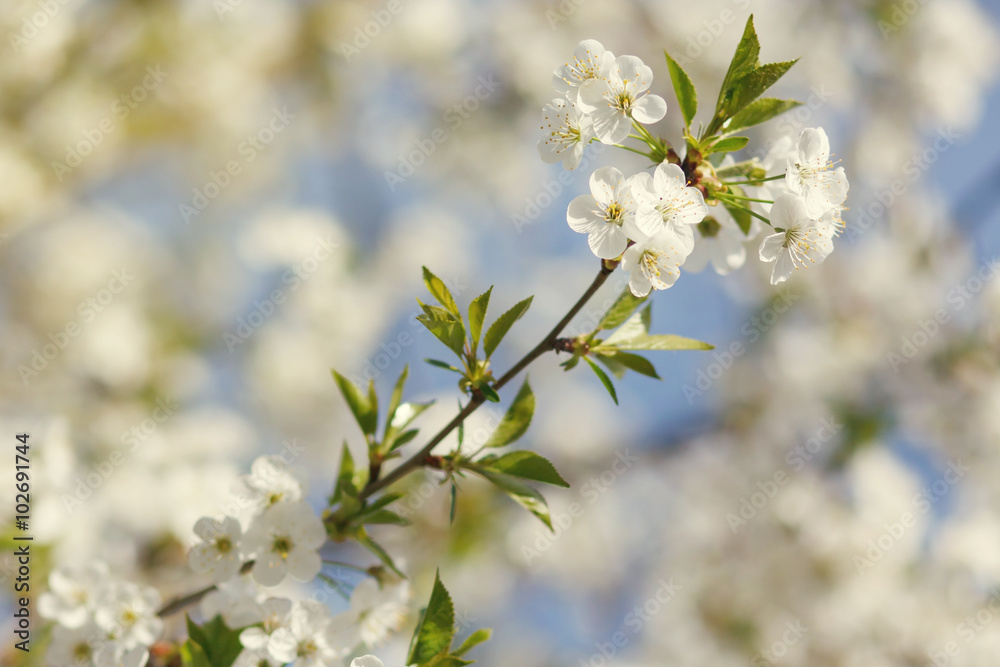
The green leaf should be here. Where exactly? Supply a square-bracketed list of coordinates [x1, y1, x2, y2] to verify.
[332, 370, 378, 437]
[665, 51, 698, 127]
[385, 365, 409, 432]
[585, 357, 618, 405]
[475, 469, 554, 529]
[710, 14, 761, 135]
[331, 441, 360, 505]
[482, 379, 535, 448]
[423, 266, 460, 317]
[184, 615, 244, 667]
[453, 628, 493, 657]
[707, 136, 750, 155]
[425, 358, 463, 373]
[605, 334, 714, 351]
[385, 400, 433, 451]
[724, 60, 799, 122]
[389, 428, 420, 451]
[478, 450, 569, 487]
[726, 97, 802, 133]
[357, 530, 405, 578]
[358, 509, 411, 526]
[597, 287, 648, 331]
[604, 305, 652, 347]
[468, 287, 492, 354]
[483, 296, 533, 359]
[180, 640, 211, 667]
[478, 383, 501, 403]
[597, 351, 661, 379]
[449, 482, 458, 525]
[407, 571, 456, 665]
[595, 352, 628, 379]
[434, 658, 475, 667]
[417, 312, 467, 358]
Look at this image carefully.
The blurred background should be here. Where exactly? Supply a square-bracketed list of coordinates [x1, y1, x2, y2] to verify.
[2, 0, 1000, 664]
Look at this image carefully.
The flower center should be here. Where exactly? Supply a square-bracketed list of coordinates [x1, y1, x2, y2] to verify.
[605, 202, 625, 225]
[782, 227, 802, 249]
[614, 88, 634, 113]
[299, 640, 318, 657]
[74, 642, 92, 660]
[215, 537, 233, 554]
[272, 536, 293, 558]
[121, 608, 138, 627]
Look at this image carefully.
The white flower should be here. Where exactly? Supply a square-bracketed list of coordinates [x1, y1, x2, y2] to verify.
[47, 622, 107, 666]
[239, 597, 293, 663]
[240, 501, 325, 587]
[784, 127, 849, 217]
[629, 162, 708, 249]
[566, 166, 636, 259]
[93, 581, 163, 651]
[350, 578, 410, 647]
[551, 39, 615, 103]
[684, 207, 750, 275]
[189, 516, 244, 584]
[351, 657, 388, 667]
[39, 561, 110, 628]
[758, 193, 836, 285]
[578, 55, 667, 144]
[234, 455, 308, 516]
[268, 600, 354, 666]
[93, 644, 149, 667]
[537, 97, 593, 170]
[621, 229, 693, 297]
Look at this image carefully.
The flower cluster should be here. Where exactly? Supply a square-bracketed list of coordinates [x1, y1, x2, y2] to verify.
[538, 40, 850, 293]
[39, 562, 160, 667]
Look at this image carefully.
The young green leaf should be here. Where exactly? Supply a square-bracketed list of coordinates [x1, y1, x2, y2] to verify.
[606, 334, 714, 351]
[721, 185, 755, 235]
[726, 97, 802, 133]
[453, 629, 493, 657]
[482, 379, 535, 448]
[425, 358, 463, 373]
[332, 370, 378, 437]
[598, 351, 661, 379]
[585, 357, 618, 405]
[407, 571, 456, 665]
[478, 450, 569, 488]
[724, 59, 799, 121]
[475, 468, 554, 529]
[422, 266, 461, 317]
[449, 482, 458, 525]
[384, 400, 433, 451]
[603, 305, 652, 347]
[468, 287, 493, 354]
[483, 296, 533, 359]
[357, 508, 411, 526]
[385, 365, 409, 432]
[707, 136, 750, 155]
[595, 352, 628, 379]
[478, 383, 501, 403]
[356, 530, 405, 578]
[597, 287, 648, 331]
[416, 313, 467, 358]
[180, 640, 211, 667]
[665, 51, 698, 127]
[184, 615, 245, 667]
[331, 441, 360, 505]
[389, 428, 420, 451]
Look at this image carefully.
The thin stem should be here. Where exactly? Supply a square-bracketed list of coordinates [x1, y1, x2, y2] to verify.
[359, 261, 615, 500]
[723, 174, 785, 185]
[715, 193, 773, 204]
[631, 122, 657, 146]
[717, 199, 772, 226]
[615, 144, 655, 159]
[157, 561, 253, 617]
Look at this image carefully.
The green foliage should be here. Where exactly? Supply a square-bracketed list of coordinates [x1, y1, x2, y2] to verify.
[474, 468, 555, 529]
[417, 302, 467, 358]
[706, 135, 750, 155]
[332, 370, 378, 438]
[468, 287, 493, 355]
[423, 266, 461, 318]
[726, 97, 802, 133]
[664, 50, 697, 127]
[584, 356, 618, 405]
[483, 296, 533, 359]
[482, 379, 535, 448]
[406, 572, 491, 665]
[477, 450, 569, 487]
[721, 184, 755, 235]
[596, 287, 648, 332]
[182, 615, 245, 667]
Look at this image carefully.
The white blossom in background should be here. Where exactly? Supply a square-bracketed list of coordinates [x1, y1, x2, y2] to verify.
[579, 55, 667, 144]
[566, 166, 636, 259]
[240, 500, 325, 586]
[268, 600, 356, 666]
[93, 581, 163, 650]
[537, 97, 594, 170]
[349, 577, 411, 647]
[234, 455, 308, 516]
[785, 127, 849, 218]
[188, 516, 244, 583]
[552, 39, 615, 103]
[238, 597, 293, 664]
[200, 575, 265, 628]
[758, 193, 836, 285]
[38, 562, 110, 628]
[684, 207, 751, 276]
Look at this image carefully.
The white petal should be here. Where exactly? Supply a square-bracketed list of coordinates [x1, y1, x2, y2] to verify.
[770, 251, 796, 285]
[631, 94, 666, 124]
[758, 233, 785, 262]
[351, 656, 385, 667]
[577, 78, 608, 114]
[252, 555, 287, 587]
[567, 195, 604, 234]
[589, 166, 623, 204]
[614, 55, 652, 91]
[798, 127, 830, 164]
[285, 550, 321, 582]
[591, 108, 630, 144]
[588, 224, 628, 259]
